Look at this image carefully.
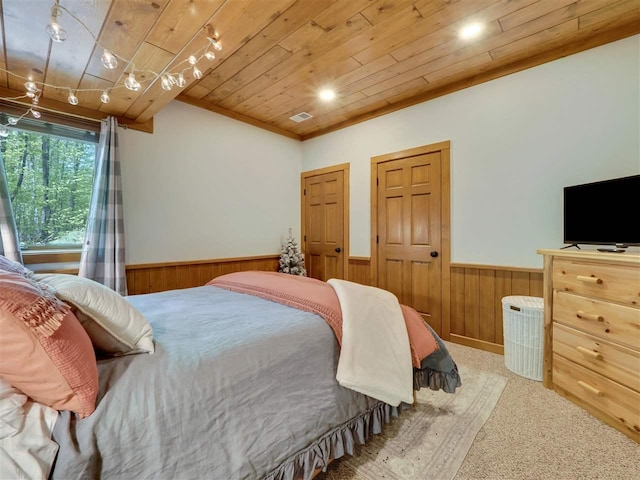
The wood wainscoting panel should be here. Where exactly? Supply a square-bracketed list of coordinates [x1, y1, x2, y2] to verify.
[449, 263, 543, 353]
[348, 257, 372, 286]
[125, 255, 280, 295]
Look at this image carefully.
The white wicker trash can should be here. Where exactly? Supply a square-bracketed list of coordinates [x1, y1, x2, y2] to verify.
[502, 295, 544, 381]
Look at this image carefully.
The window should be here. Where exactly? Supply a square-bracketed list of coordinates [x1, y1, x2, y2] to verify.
[0, 117, 98, 250]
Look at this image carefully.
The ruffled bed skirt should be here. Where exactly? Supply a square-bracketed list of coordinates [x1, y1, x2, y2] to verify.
[413, 365, 462, 394]
[264, 365, 461, 480]
[264, 401, 400, 480]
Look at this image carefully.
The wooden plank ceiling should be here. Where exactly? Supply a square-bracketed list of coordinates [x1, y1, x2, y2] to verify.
[0, 0, 638, 139]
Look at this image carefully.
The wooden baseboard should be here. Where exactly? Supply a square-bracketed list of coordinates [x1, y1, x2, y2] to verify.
[449, 334, 505, 355]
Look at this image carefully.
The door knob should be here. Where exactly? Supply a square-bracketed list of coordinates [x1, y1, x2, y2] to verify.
[335, 247, 342, 253]
[430, 251, 439, 258]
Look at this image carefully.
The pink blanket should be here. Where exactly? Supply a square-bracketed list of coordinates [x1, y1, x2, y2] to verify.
[207, 271, 439, 368]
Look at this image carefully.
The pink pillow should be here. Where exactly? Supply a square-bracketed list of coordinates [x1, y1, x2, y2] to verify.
[0, 270, 98, 418]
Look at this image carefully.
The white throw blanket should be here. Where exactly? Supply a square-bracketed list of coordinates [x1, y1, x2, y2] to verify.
[328, 279, 414, 406]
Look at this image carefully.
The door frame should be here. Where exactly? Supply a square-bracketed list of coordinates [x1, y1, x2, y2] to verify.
[300, 163, 350, 279]
[370, 141, 451, 339]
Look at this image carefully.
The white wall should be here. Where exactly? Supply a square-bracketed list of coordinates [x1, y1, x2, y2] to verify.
[302, 36, 640, 268]
[119, 101, 302, 264]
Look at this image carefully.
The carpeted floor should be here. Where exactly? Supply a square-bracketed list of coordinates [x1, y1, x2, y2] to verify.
[321, 341, 640, 479]
[319, 364, 506, 480]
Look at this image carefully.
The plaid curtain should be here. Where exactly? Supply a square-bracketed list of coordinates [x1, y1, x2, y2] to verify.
[0, 151, 23, 263]
[79, 117, 127, 295]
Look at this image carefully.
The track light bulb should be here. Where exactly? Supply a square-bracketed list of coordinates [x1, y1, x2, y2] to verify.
[100, 90, 111, 104]
[46, 14, 67, 42]
[124, 72, 141, 91]
[101, 49, 118, 70]
[208, 37, 222, 51]
[68, 91, 79, 105]
[204, 50, 215, 61]
[192, 66, 202, 80]
[160, 75, 173, 91]
[176, 73, 186, 88]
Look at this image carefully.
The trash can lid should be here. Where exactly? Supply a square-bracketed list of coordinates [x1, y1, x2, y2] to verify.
[501, 295, 544, 309]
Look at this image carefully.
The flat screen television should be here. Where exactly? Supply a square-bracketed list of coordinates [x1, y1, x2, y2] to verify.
[564, 174, 640, 249]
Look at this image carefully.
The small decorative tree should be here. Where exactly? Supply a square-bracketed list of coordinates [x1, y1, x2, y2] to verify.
[279, 228, 306, 276]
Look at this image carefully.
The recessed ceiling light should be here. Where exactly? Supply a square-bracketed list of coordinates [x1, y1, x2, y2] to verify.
[318, 88, 336, 102]
[459, 22, 484, 40]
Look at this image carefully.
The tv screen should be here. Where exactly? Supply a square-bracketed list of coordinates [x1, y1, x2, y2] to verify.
[564, 174, 640, 246]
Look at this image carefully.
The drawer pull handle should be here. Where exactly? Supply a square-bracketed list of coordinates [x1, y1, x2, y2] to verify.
[577, 380, 603, 396]
[576, 275, 603, 285]
[576, 310, 604, 322]
[576, 346, 603, 360]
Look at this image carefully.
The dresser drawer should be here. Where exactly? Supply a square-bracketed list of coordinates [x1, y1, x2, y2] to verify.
[553, 291, 640, 349]
[553, 259, 640, 307]
[553, 323, 640, 392]
[553, 354, 640, 438]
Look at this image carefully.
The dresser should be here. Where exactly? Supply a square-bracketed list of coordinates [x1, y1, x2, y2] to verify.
[538, 249, 640, 442]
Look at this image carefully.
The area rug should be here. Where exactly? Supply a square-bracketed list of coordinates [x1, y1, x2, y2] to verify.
[320, 365, 507, 480]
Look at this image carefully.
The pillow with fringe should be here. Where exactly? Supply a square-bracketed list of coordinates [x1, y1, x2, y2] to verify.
[0, 270, 98, 418]
[0, 255, 33, 279]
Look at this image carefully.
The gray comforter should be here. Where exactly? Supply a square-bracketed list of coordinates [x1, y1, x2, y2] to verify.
[52, 286, 379, 480]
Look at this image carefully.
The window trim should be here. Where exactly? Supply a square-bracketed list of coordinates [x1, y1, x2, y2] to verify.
[22, 250, 81, 274]
[0, 101, 101, 134]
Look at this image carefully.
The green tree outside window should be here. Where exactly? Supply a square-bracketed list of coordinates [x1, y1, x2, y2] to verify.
[1, 128, 96, 249]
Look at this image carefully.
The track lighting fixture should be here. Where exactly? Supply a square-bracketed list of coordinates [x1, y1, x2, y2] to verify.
[124, 72, 141, 92]
[0, 4, 225, 132]
[46, 1, 67, 42]
[25, 81, 38, 93]
[208, 37, 222, 51]
[67, 90, 79, 105]
[160, 75, 173, 91]
[101, 49, 118, 70]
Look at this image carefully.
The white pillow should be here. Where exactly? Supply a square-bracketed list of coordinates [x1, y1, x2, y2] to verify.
[35, 274, 154, 356]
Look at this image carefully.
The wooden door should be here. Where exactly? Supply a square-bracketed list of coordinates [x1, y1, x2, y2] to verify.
[303, 171, 345, 281]
[376, 152, 442, 334]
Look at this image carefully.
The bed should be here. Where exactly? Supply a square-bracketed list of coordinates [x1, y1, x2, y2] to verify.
[44, 272, 460, 479]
